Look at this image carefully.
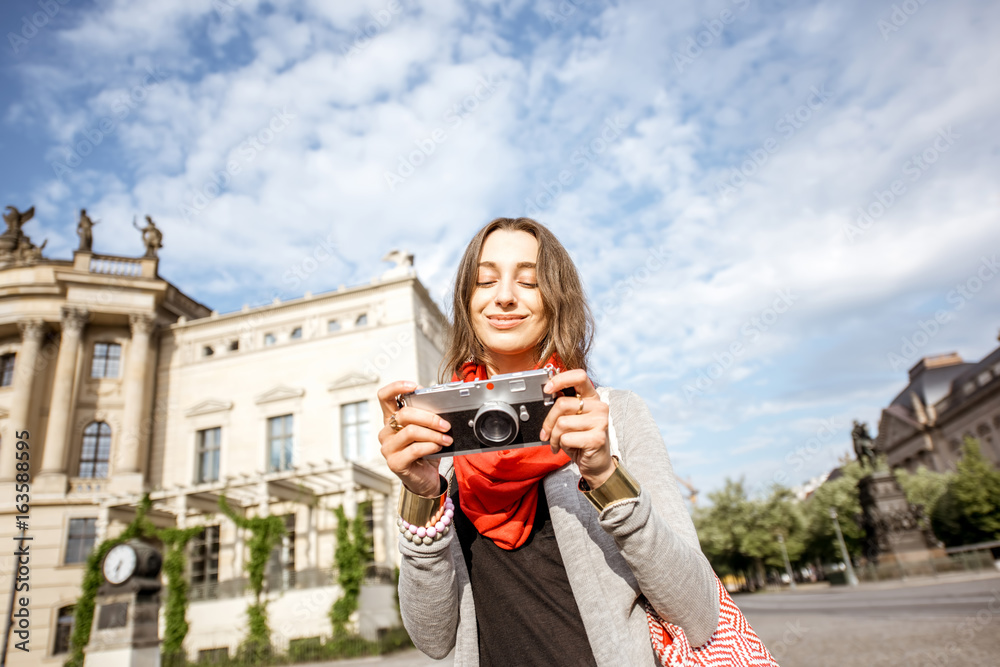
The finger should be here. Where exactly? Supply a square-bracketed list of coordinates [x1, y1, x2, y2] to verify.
[553, 429, 605, 456]
[542, 369, 597, 402]
[540, 394, 590, 441]
[380, 423, 454, 455]
[377, 380, 418, 418]
[384, 440, 447, 473]
[547, 413, 602, 452]
[389, 406, 452, 433]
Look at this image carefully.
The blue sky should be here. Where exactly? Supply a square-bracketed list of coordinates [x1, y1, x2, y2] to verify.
[2, 0, 998, 502]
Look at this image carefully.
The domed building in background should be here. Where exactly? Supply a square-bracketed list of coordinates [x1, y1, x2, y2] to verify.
[875, 340, 1000, 473]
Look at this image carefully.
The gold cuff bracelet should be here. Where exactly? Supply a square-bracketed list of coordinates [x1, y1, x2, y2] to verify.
[398, 476, 448, 527]
[578, 456, 641, 512]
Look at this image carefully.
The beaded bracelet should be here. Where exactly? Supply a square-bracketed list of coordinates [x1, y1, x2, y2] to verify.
[399, 496, 454, 546]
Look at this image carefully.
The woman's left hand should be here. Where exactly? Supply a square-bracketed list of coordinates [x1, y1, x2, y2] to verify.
[539, 369, 615, 489]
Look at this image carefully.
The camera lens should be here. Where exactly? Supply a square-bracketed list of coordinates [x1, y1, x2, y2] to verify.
[473, 402, 519, 447]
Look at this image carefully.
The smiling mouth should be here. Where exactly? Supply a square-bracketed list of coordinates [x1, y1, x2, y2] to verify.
[487, 315, 526, 329]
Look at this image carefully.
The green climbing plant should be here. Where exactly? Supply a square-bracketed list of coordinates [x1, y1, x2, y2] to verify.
[329, 505, 368, 637]
[218, 494, 286, 660]
[158, 525, 207, 664]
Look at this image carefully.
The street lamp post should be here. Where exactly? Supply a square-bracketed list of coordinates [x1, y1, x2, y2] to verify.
[829, 507, 859, 587]
[777, 533, 797, 590]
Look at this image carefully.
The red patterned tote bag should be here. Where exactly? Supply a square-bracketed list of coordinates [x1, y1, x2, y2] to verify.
[644, 575, 780, 666]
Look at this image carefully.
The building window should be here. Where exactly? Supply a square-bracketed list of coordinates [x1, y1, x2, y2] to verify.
[203, 345, 214, 357]
[1, 353, 14, 387]
[91, 342, 121, 378]
[196, 427, 221, 483]
[79, 422, 111, 478]
[290, 327, 302, 339]
[229, 340, 239, 351]
[268, 414, 294, 471]
[268, 514, 296, 590]
[189, 525, 220, 586]
[327, 319, 341, 332]
[359, 500, 375, 563]
[264, 333, 276, 346]
[341, 401, 371, 461]
[53, 605, 76, 654]
[355, 314, 368, 327]
[65, 518, 97, 564]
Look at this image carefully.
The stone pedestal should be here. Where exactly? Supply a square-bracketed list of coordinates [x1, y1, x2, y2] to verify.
[85, 541, 163, 667]
[857, 470, 944, 564]
[84, 581, 162, 667]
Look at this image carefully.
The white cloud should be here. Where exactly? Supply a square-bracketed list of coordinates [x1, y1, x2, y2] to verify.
[6, 0, 999, 501]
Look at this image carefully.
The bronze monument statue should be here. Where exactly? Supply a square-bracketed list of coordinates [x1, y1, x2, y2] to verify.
[851, 420, 878, 470]
[133, 215, 163, 258]
[77, 209, 98, 252]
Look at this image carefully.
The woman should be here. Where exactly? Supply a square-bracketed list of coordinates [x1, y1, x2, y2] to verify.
[377, 217, 719, 666]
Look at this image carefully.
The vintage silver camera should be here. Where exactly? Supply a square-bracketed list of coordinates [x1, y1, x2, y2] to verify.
[396, 368, 575, 458]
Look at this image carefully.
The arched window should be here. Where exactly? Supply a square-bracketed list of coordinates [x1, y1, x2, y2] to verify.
[79, 422, 111, 478]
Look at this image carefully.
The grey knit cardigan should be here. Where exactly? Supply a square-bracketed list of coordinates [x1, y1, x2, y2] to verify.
[397, 388, 720, 666]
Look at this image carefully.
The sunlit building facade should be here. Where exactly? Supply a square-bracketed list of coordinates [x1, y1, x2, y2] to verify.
[0, 223, 446, 664]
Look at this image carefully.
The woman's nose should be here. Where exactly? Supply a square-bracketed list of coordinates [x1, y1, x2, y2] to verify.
[495, 278, 516, 306]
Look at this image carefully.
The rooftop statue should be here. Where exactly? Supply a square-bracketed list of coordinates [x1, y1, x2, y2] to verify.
[3, 205, 35, 241]
[77, 208, 99, 252]
[0, 205, 47, 265]
[133, 214, 163, 258]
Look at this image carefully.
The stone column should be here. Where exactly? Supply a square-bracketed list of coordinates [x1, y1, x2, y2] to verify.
[307, 504, 318, 569]
[372, 494, 388, 564]
[233, 524, 245, 577]
[116, 313, 158, 478]
[95, 504, 111, 543]
[36, 307, 89, 493]
[0, 319, 46, 482]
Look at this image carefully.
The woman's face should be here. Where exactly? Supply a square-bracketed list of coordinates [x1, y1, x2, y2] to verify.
[470, 229, 550, 374]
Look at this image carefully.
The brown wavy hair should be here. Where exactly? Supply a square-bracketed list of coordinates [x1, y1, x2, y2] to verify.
[439, 217, 595, 382]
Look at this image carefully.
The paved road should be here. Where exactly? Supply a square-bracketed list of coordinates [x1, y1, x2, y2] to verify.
[734, 576, 1000, 617]
[737, 573, 1000, 667]
[313, 572, 1000, 666]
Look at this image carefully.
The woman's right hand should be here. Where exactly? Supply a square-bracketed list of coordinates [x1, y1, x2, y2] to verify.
[377, 380, 454, 497]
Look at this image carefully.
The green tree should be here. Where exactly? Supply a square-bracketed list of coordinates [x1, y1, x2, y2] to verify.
[932, 436, 1000, 546]
[694, 478, 807, 588]
[693, 479, 755, 580]
[893, 464, 951, 515]
[800, 459, 870, 564]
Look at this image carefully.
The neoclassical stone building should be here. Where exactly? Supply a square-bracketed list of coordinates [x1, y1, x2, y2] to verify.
[0, 212, 447, 664]
[875, 335, 1000, 473]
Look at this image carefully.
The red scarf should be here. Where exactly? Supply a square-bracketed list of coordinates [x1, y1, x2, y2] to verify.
[451, 352, 571, 550]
